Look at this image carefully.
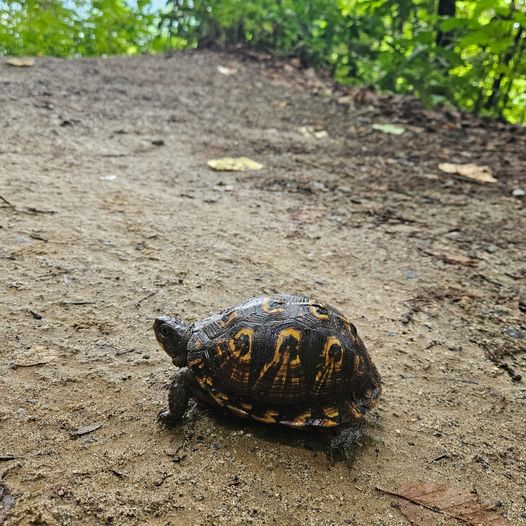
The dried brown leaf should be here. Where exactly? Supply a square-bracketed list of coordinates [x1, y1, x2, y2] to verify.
[217, 65, 237, 76]
[379, 482, 510, 526]
[420, 247, 478, 267]
[438, 163, 496, 183]
[6, 57, 35, 67]
[207, 157, 263, 172]
[399, 501, 439, 526]
[12, 346, 58, 368]
[70, 422, 102, 438]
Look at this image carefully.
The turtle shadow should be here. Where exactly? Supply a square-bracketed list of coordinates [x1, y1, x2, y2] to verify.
[182, 402, 380, 466]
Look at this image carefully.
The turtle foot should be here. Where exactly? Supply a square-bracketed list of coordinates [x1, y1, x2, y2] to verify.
[157, 409, 181, 428]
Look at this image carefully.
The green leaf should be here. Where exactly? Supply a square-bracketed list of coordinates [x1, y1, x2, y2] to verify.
[372, 123, 406, 135]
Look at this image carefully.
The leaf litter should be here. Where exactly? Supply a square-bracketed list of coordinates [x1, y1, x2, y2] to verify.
[438, 163, 497, 183]
[207, 157, 263, 172]
[6, 58, 35, 67]
[378, 482, 510, 525]
[420, 247, 478, 267]
[372, 123, 406, 135]
[12, 346, 58, 368]
[299, 126, 329, 139]
[217, 65, 238, 76]
[70, 422, 102, 438]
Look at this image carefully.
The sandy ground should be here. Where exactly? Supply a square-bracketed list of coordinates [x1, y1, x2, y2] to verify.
[0, 51, 525, 526]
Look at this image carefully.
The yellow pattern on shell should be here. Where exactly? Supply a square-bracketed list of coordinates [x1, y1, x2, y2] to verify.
[256, 327, 302, 384]
[221, 310, 237, 327]
[309, 302, 330, 320]
[252, 409, 279, 423]
[313, 336, 343, 394]
[288, 409, 312, 426]
[354, 354, 363, 374]
[229, 327, 254, 362]
[323, 406, 339, 419]
[262, 297, 285, 314]
[223, 327, 255, 387]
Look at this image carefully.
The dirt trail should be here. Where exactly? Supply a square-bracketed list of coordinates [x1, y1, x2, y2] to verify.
[1, 51, 525, 526]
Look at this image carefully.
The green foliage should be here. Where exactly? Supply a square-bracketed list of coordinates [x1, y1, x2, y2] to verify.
[160, 0, 526, 124]
[0, 0, 176, 57]
[0, 0, 524, 123]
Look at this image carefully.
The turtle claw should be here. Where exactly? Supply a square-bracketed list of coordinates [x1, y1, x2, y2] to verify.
[157, 409, 180, 428]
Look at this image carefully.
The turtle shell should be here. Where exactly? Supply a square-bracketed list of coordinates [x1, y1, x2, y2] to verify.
[187, 294, 381, 427]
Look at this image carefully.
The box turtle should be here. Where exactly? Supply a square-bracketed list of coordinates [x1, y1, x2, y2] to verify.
[154, 294, 381, 452]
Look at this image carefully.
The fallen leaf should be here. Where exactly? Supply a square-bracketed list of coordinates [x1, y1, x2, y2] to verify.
[420, 247, 478, 267]
[207, 157, 263, 172]
[6, 57, 35, 67]
[399, 500, 439, 526]
[298, 126, 329, 139]
[70, 422, 102, 438]
[12, 346, 58, 368]
[372, 123, 406, 135]
[217, 65, 237, 76]
[438, 163, 496, 183]
[337, 95, 354, 105]
[379, 482, 510, 526]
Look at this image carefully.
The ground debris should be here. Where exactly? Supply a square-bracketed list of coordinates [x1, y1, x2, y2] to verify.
[419, 246, 478, 267]
[12, 347, 58, 368]
[372, 123, 406, 135]
[438, 163, 496, 183]
[70, 422, 102, 438]
[0, 482, 15, 524]
[217, 65, 237, 76]
[378, 482, 509, 525]
[207, 157, 263, 171]
[6, 57, 34, 67]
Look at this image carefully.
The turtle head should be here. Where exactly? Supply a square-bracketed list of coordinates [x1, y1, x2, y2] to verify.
[153, 316, 191, 367]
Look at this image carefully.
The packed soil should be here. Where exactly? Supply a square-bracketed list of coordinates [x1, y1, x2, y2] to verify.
[1, 51, 525, 526]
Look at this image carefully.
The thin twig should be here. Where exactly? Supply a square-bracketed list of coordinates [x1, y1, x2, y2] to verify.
[376, 486, 447, 515]
[116, 348, 137, 356]
[24, 207, 56, 215]
[61, 300, 96, 305]
[0, 194, 16, 209]
[136, 290, 158, 307]
[0, 195, 56, 215]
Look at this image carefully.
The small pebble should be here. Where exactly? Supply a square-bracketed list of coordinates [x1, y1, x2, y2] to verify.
[503, 327, 523, 339]
[512, 188, 525, 197]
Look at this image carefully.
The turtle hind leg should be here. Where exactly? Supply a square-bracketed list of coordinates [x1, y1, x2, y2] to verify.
[327, 420, 364, 464]
[158, 367, 193, 427]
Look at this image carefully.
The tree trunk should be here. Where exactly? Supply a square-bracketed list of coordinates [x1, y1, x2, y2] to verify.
[485, 3, 521, 112]
[436, 0, 456, 47]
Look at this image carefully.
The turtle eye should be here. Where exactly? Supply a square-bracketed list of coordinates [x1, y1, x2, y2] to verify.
[159, 325, 170, 338]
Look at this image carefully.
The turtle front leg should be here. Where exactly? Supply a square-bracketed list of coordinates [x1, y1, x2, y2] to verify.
[158, 367, 193, 427]
[327, 420, 364, 463]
